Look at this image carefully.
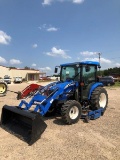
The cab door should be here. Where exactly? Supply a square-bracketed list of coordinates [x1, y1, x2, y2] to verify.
[80, 65, 97, 100]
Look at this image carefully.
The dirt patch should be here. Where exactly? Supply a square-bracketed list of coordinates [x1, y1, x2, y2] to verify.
[0, 83, 120, 160]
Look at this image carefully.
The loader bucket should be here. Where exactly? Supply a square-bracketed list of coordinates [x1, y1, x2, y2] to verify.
[1, 105, 47, 145]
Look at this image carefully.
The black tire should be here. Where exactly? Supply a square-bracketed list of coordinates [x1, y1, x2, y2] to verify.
[0, 82, 7, 95]
[61, 100, 82, 125]
[44, 102, 56, 117]
[90, 87, 108, 112]
[17, 91, 22, 100]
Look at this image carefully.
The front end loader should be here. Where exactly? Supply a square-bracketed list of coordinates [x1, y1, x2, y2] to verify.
[0, 61, 108, 145]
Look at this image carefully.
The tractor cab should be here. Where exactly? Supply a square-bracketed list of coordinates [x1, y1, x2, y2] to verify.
[55, 61, 101, 100]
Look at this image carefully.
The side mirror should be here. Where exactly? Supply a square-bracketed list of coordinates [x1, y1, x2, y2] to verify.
[85, 65, 90, 72]
[54, 67, 58, 73]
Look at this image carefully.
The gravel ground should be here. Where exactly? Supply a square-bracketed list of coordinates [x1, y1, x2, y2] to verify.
[0, 82, 120, 160]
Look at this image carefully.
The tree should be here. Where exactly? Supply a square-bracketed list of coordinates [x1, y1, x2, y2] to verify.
[24, 66, 30, 70]
[9, 66, 17, 69]
[103, 67, 120, 77]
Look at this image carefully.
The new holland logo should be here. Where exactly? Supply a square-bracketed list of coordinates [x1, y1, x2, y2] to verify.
[64, 82, 75, 89]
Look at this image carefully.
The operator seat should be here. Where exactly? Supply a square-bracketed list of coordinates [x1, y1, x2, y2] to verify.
[82, 82, 95, 100]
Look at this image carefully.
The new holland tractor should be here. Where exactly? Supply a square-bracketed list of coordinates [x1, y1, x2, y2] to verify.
[0, 61, 108, 145]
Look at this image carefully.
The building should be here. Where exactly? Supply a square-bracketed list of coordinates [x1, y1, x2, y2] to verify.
[0, 65, 46, 82]
[0, 66, 10, 79]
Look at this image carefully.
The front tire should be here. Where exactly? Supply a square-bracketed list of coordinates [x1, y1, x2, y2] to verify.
[61, 100, 82, 124]
[44, 106, 56, 117]
[90, 87, 108, 112]
[44, 101, 57, 117]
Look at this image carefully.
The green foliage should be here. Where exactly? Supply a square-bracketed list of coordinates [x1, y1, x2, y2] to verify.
[24, 66, 36, 70]
[9, 66, 17, 69]
[107, 82, 120, 87]
[97, 70, 104, 76]
[103, 67, 120, 76]
[24, 66, 31, 70]
[114, 81, 120, 87]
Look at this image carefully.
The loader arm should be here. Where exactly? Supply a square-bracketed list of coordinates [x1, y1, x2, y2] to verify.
[18, 87, 64, 115]
[18, 80, 77, 115]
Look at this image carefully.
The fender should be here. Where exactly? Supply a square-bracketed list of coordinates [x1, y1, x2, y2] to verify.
[88, 82, 103, 100]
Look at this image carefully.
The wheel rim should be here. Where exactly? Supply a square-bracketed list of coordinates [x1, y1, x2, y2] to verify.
[0, 84, 6, 94]
[69, 106, 79, 119]
[99, 93, 107, 108]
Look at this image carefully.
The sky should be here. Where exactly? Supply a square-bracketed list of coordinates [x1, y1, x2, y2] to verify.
[0, 0, 120, 75]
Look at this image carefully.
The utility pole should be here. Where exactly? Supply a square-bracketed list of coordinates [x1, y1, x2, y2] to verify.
[97, 52, 102, 76]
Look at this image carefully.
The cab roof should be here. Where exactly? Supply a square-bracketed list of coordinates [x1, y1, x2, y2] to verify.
[60, 61, 100, 66]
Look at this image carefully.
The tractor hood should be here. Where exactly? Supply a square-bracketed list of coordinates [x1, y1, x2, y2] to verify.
[49, 80, 78, 91]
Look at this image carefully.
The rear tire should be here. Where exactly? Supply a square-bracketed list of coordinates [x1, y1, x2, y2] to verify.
[0, 82, 7, 96]
[61, 100, 82, 124]
[90, 87, 108, 112]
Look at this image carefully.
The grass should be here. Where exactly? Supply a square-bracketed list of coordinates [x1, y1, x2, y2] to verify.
[114, 81, 120, 87]
[105, 82, 120, 90]
[107, 81, 120, 88]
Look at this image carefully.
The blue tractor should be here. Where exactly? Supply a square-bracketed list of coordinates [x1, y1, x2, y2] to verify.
[1, 61, 108, 145]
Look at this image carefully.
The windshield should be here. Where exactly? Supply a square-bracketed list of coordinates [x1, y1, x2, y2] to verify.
[4, 77, 10, 79]
[60, 64, 80, 82]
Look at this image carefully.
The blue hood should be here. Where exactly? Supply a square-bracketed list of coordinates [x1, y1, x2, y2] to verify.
[50, 80, 78, 91]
